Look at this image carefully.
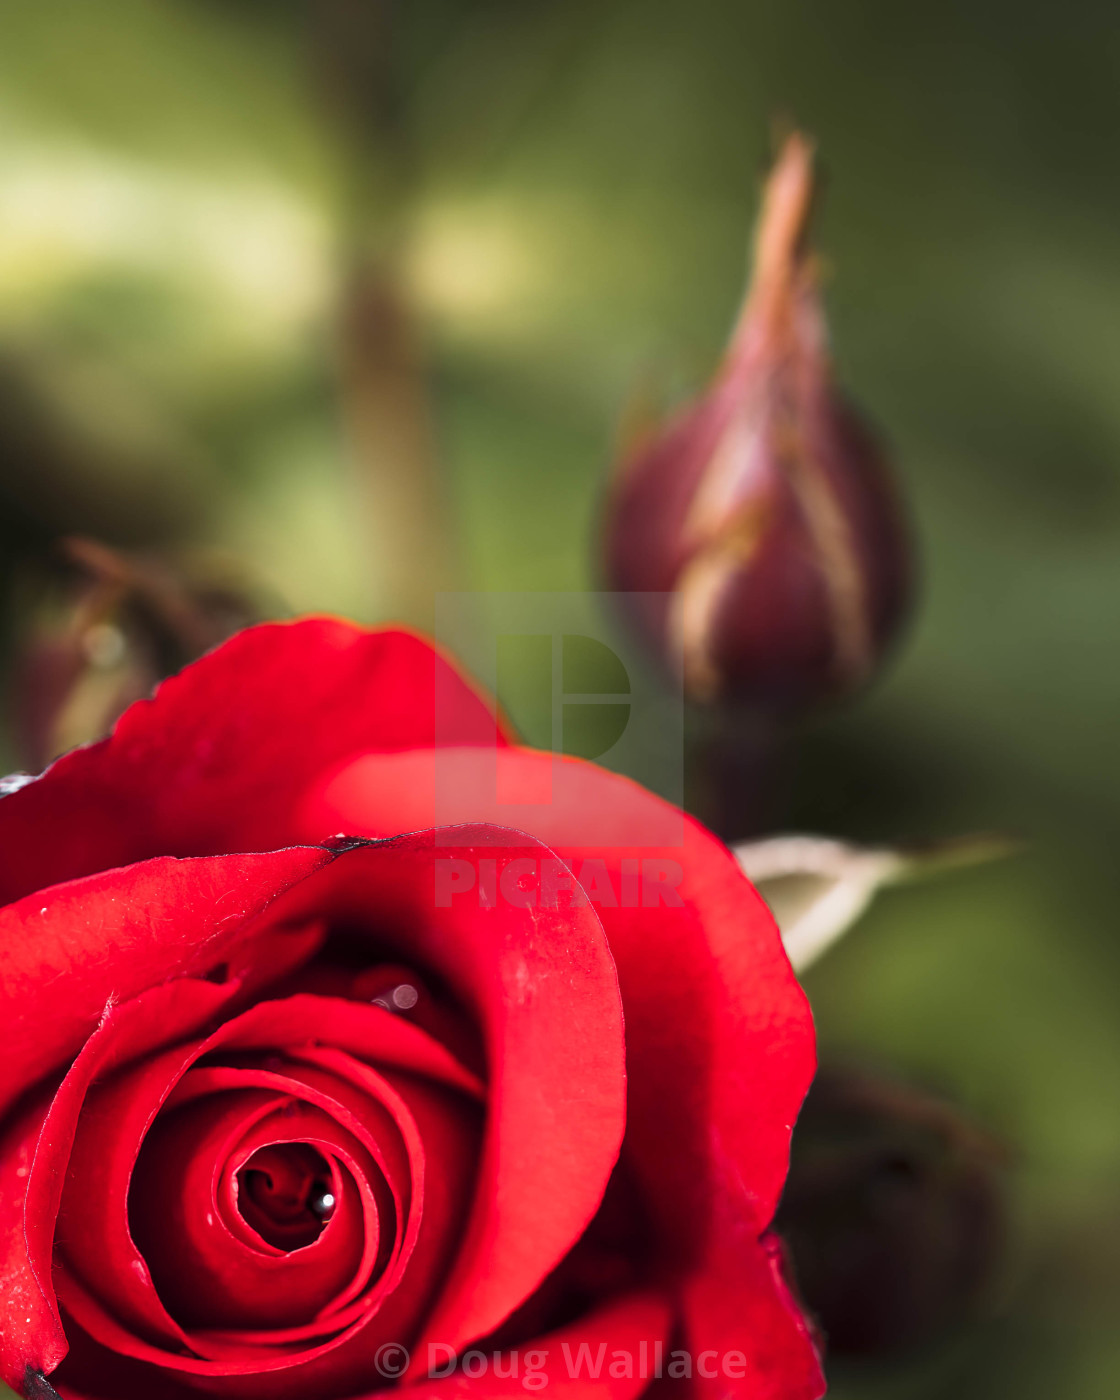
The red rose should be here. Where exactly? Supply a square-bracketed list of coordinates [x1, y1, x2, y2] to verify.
[0, 619, 821, 1400]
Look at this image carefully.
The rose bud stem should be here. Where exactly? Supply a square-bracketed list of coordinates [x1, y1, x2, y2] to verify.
[603, 132, 914, 792]
[683, 705, 792, 841]
[777, 1064, 1009, 1358]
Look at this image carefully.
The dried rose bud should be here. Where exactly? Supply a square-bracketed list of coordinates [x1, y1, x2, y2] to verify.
[604, 133, 912, 713]
[14, 539, 267, 769]
[777, 1065, 1008, 1356]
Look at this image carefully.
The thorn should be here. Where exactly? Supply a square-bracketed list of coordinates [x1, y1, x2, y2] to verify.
[24, 1370, 62, 1400]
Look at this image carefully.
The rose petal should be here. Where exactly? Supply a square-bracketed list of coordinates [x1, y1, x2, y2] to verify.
[51, 1067, 481, 1399]
[55, 995, 483, 1377]
[388, 1290, 673, 1400]
[127, 1090, 379, 1332]
[303, 747, 813, 1237]
[49, 1294, 673, 1400]
[0, 847, 332, 1116]
[43, 983, 486, 1398]
[0, 619, 508, 904]
[300, 749, 816, 1368]
[55, 1039, 218, 1354]
[56, 1030, 407, 1357]
[0, 980, 236, 1391]
[283, 1067, 482, 1400]
[208, 995, 484, 1101]
[255, 831, 627, 1357]
[0, 1086, 57, 1391]
[682, 1235, 824, 1399]
[183, 1066, 404, 1307]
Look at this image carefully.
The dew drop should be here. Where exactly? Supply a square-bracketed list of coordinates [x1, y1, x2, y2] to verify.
[308, 1182, 337, 1221]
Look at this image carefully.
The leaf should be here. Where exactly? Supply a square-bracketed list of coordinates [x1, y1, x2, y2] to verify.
[734, 832, 1018, 972]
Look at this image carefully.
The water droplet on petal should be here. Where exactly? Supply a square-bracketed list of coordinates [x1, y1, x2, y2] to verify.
[308, 1182, 337, 1221]
[392, 983, 419, 1010]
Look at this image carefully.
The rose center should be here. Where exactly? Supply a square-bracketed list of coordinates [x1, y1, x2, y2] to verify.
[236, 1142, 337, 1249]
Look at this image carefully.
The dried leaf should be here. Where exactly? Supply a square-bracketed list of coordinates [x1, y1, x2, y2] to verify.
[735, 832, 1017, 972]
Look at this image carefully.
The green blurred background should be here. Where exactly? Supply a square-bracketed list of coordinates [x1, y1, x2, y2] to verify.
[1, 2, 1118, 1396]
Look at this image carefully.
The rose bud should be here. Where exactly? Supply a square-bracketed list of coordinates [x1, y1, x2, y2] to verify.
[603, 133, 912, 713]
[14, 537, 266, 770]
[0, 617, 822, 1400]
[777, 1065, 1008, 1356]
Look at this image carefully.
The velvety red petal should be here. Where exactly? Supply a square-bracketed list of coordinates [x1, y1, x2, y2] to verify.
[54, 1018, 412, 1357]
[300, 749, 816, 1373]
[54, 992, 483, 1391]
[128, 1088, 380, 1333]
[38, 1320, 203, 1400]
[0, 980, 237, 1391]
[264, 1067, 481, 1400]
[389, 1290, 673, 1400]
[0, 847, 331, 1117]
[302, 747, 813, 1240]
[0, 619, 508, 904]
[208, 995, 484, 1101]
[48, 1294, 673, 1400]
[681, 1235, 824, 1399]
[255, 831, 627, 1358]
[50, 1037, 482, 1399]
[0, 1085, 57, 1393]
[55, 1038, 215, 1354]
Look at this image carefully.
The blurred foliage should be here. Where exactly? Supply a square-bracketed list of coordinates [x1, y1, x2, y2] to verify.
[0, 1, 1118, 1397]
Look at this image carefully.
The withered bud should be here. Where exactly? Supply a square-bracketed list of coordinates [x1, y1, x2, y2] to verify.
[604, 134, 912, 713]
[14, 539, 267, 770]
[777, 1066, 1009, 1357]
